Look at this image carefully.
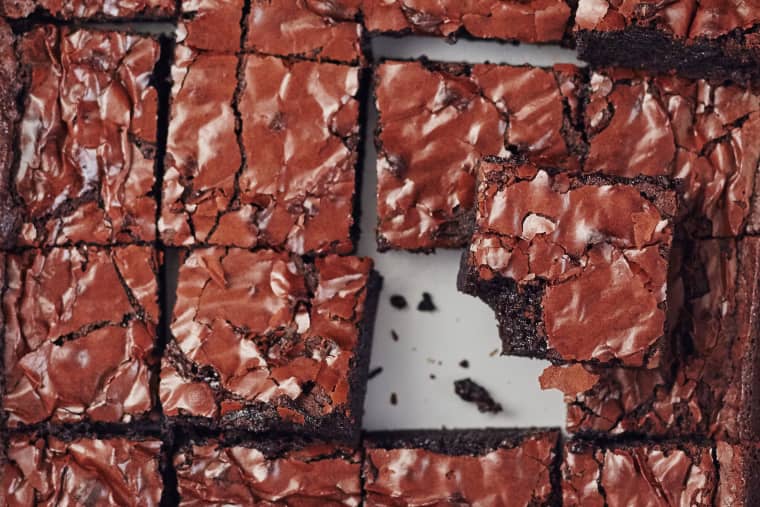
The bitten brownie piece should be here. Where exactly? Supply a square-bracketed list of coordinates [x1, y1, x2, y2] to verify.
[1, 434, 163, 506]
[363, 428, 561, 506]
[2, 246, 160, 427]
[161, 45, 361, 254]
[0, 0, 175, 19]
[3, 26, 160, 249]
[582, 68, 760, 238]
[0, 20, 21, 250]
[458, 158, 677, 368]
[160, 249, 380, 441]
[551, 237, 760, 441]
[375, 59, 583, 251]
[562, 439, 718, 506]
[362, 0, 572, 44]
[174, 437, 361, 504]
[574, 1, 760, 83]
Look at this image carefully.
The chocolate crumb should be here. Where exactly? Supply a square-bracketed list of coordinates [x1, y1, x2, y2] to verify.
[368, 367, 384, 380]
[454, 378, 502, 413]
[390, 392, 398, 405]
[391, 330, 399, 342]
[459, 359, 470, 368]
[417, 292, 437, 312]
[390, 295, 408, 309]
[430, 374, 436, 379]
[489, 349, 499, 357]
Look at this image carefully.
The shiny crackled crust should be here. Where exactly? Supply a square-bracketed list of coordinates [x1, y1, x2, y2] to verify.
[561, 440, 718, 507]
[0, 0, 175, 19]
[160, 249, 378, 440]
[174, 439, 361, 505]
[2, 246, 160, 427]
[7, 26, 159, 248]
[363, 429, 560, 506]
[375, 59, 583, 251]
[458, 159, 676, 367]
[362, 0, 572, 44]
[562, 237, 760, 441]
[0, 435, 163, 506]
[161, 47, 361, 255]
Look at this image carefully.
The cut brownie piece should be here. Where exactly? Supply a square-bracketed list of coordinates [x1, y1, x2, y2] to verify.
[375, 59, 584, 251]
[0, 0, 175, 19]
[362, 0, 573, 44]
[161, 46, 362, 254]
[550, 237, 760, 441]
[1, 433, 164, 505]
[458, 158, 677, 368]
[4, 26, 160, 248]
[160, 249, 380, 441]
[174, 436, 361, 504]
[0, 20, 21, 250]
[363, 428, 561, 506]
[2, 246, 160, 427]
[179, 0, 245, 52]
[574, 0, 760, 83]
[562, 439, 717, 506]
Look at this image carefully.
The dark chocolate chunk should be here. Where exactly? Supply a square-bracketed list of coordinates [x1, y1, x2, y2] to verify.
[454, 378, 503, 413]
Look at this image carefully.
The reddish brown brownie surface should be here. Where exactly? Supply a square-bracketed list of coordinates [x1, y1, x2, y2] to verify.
[2, 246, 160, 427]
[0, 20, 21, 250]
[362, 0, 572, 43]
[1, 435, 163, 506]
[375, 60, 582, 251]
[0, 0, 175, 19]
[160, 249, 376, 438]
[179, 0, 245, 52]
[175, 440, 361, 505]
[162, 47, 360, 254]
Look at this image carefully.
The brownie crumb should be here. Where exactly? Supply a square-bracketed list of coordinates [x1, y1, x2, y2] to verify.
[454, 378, 502, 414]
[429, 374, 436, 380]
[489, 349, 499, 357]
[368, 367, 384, 380]
[459, 360, 470, 368]
[417, 292, 437, 312]
[390, 295, 408, 309]
[391, 330, 399, 342]
[390, 393, 398, 405]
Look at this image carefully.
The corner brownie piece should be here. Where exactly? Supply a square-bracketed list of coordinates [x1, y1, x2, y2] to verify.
[160, 249, 380, 441]
[458, 158, 677, 368]
[375, 59, 583, 251]
[0, 0, 175, 19]
[161, 45, 361, 254]
[574, 0, 760, 83]
[362, 0, 572, 44]
[174, 437, 361, 504]
[363, 428, 561, 506]
[0, 20, 21, 250]
[2, 246, 160, 427]
[4, 26, 160, 248]
[1, 434, 164, 505]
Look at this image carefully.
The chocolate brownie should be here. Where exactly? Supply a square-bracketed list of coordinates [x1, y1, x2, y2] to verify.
[549, 237, 760, 441]
[362, 0, 573, 44]
[716, 441, 760, 506]
[0, 20, 21, 250]
[2, 26, 161, 249]
[0, 0, 175, 19]
[562, 439, 718, 506]
[161, 44, 362, 254]
[458, 158, 678, 368]
[1, 433, 164, 506]
[574, 1, 760, 83]
[174, 436, 361, 504]
[375, 59, 584, 251]
[2, 246, 160, 428]
[363, 428, 561, 506]
[160, 249, 380, 441]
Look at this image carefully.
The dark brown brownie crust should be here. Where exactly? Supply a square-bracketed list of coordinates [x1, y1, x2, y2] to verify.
[0, 20, 21, 250]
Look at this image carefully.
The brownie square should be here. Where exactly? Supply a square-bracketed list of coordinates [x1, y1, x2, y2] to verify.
[363, 428, 561, 506]
[179, 0, 244, 52]
[2, 246, 160, 427]
[552, 237, 760, 441]
[174, 436, 361, 504]
[458, 158, 678, 368]
[0, 0, 175, 19]
[1, 434, 164, 505]
[562, 439, 717, 506]
[160, 248, 380, 441]
[0, 20, 21, 250]
[375, 59, 583, 251]
[161, 46, 362, 255]
[3, 26, 160, 249]
[362, 0, 573, 44]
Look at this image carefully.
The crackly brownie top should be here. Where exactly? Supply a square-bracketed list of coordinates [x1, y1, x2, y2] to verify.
[363, 0, 572, 43]
[179, 0, 245, 52]
[3, 246, 159, 426]
[175, 440, 361, 505]
[1, 436, 163, 507]
[363, 429, 559, 505]
[575, 0, 760, 40]
[9, 26, 159, 248]
[375, 60, 582, 250]
[160, 249, 372, 425]
[560, 237, 760, 441]
[562, 440, 717, 506]
[469, 160, 674, 366]
[1, 0, 175, 19]
[162, 49, 360, 254]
